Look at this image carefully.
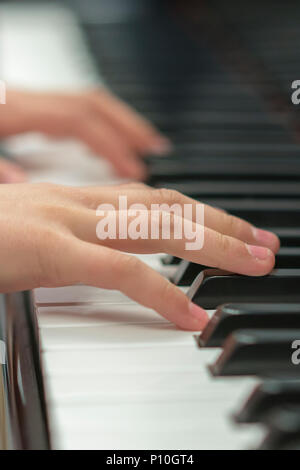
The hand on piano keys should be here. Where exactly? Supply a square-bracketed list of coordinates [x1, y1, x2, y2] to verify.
[0, 182, 279, 330]
[0, 88, 171, 180]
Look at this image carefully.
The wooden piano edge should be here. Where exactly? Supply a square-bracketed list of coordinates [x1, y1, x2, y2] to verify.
[0, 291, 51, 450]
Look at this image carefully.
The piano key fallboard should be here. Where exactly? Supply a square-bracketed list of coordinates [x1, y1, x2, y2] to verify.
[1, 0, 300, 450]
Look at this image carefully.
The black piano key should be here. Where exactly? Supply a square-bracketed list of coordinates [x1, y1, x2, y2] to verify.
[164, 128, 293, 146]
[172, 260, 204, 286]
[259, 405, 300, 450]
[147, 157, 300, 183]
[159, 142, 300, 159]
[198, 199, 300, 227]
[174, 248, 300, 286]
[146, 110, 288, 129]
[125, 95, 266, 114]
[188, 269, 300, 310]
[110, 83, 251, 100]
[156, 180, 300, 199]
[176, 142, 300, 158]
[161, 255, 181, 265]
[109, 83, 250, 102]
[272, 228, 300, 247]
[276, 248, 300, 268]
[209, 329, 300, 377]
[234, 380, 300, 424]
[198, 303, 300, 348]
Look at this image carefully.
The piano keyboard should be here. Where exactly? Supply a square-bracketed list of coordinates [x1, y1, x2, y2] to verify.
[1, 0, 300, 450]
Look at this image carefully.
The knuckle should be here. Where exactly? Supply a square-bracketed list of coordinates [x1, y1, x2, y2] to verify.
[225, 213, 250, 241]
[40, 202, 75, 223]
[37, 183, 80, 203]
[121, 182, 148, 190]
[34, 229, 69, 286]
[218, 232, 232, 255]
[225, 214, 237, 234]
[154, 188, 180, 205]
[160, 280, 176, 306]
[36, 182, 58, 193]
[111, 253, 140, 279]
[231, 216, 245, 238]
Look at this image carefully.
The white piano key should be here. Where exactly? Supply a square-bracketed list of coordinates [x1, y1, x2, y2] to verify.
[54, 425, 265, 450]
[37, 303, 165, 328]
[49, 401, 265, 450]
[50, 402, 233, 432]
[44, 369, 256, 404]
[40, 323, 197, 350]
[33, 285, 133, 305]
[133, 254, 177, 278]
[41, 345, 214, 375]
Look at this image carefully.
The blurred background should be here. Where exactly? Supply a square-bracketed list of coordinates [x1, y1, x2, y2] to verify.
[1, 0, 300, 187]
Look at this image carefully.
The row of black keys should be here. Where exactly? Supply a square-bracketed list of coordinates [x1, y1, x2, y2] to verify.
[163, 234, 300, 449]
[164, 240, 300, 375]
[189, 274, 300, 449]
[194, 302, 300, 450]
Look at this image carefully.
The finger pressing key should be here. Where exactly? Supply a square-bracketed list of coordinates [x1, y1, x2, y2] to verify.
[63, 240, 209, 331]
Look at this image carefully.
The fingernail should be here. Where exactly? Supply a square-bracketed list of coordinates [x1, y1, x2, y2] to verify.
[252, 227, 280, 252]
[246, 244, 272, 260]
[149, 138, 172, 155]
[189, 302, 209, 326]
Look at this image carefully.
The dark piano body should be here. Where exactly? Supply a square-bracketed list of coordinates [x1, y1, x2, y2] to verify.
[1, 0, 300, 449]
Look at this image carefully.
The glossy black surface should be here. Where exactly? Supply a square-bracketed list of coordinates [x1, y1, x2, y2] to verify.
[235, 380, 300, 424]
[259, 405, 300, 450]
[174, 249, 300, 286]
[188, 269, 300, 309]
[161, 255, 181, 266]
[209, 329, 300, 377]
[198, 303, 300, 348]
[0, 292, 50, 449]
[157, 180, 300, 199]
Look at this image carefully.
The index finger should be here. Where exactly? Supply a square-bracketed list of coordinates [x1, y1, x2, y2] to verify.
[86, 89, 172, 155]
[61, 239, 209, 331]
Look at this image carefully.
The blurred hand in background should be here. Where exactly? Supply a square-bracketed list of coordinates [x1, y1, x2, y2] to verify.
[0, 156, 27, 183]
[0, 88, 171, 181]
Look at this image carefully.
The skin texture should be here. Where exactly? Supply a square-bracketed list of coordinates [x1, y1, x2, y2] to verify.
[0, 88, 171, 180]
[0, 182, 280, 330]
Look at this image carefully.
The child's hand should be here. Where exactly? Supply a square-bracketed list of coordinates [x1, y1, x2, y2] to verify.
[0, 183, 279, 330]
[0, 89, 171, 179]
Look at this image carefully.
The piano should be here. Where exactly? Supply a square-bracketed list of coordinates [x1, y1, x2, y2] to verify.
[1, 0, 300, 449]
